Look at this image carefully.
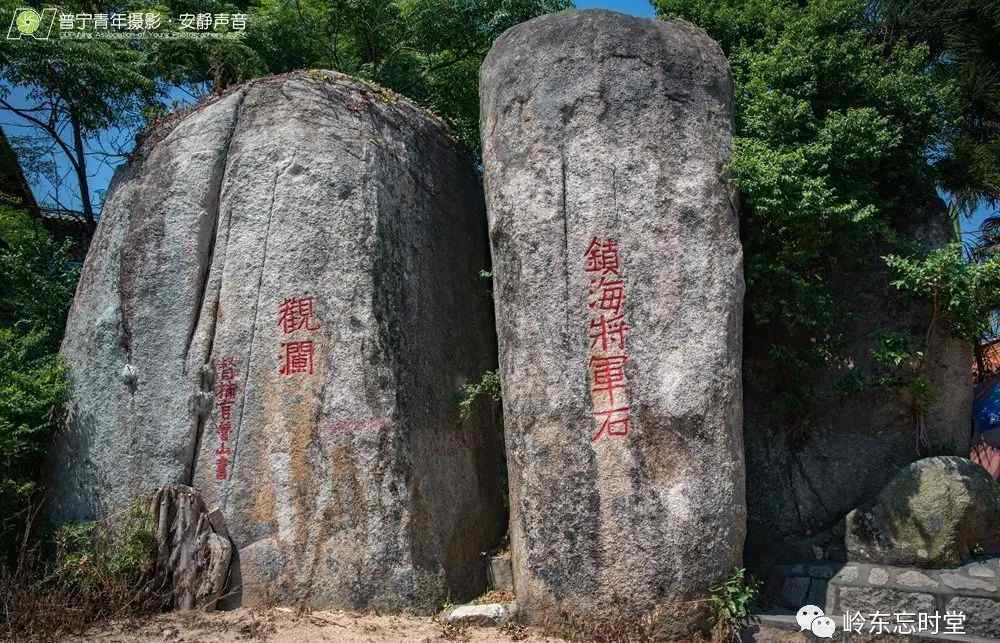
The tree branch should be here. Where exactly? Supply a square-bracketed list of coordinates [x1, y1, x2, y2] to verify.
[0, 97, 81, 175]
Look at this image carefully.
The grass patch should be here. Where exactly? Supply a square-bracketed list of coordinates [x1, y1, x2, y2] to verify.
[0, 500, 169, 642]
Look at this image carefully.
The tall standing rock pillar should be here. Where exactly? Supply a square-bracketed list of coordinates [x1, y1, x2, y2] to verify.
[480, 10, 745, 636]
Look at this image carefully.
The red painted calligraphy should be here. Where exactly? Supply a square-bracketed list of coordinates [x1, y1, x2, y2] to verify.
[584, 237, 621, 276]
[592, 406, 631, 442]
[280, 340, 315, 375]
[584, 237, 632, 442]
[277, 295, 321, 377]
[214, 357, 239, 479]
[589, 355, 629, 406]
[589, 314, 629, 352]
[278, 296, 321, 333]
[589, 277, 626, 316]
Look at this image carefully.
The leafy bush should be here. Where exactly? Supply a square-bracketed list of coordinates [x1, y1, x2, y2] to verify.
[0, 206, 77, 562]
[708, 568, 760, 643]
[0, 333, 68, 556]
[458, 369, 503, 419]
[885, 244, 1000, 347]
[883, 244, 1000, 448]
[0, 500, 165, 642]
[52, 503, 156, 604]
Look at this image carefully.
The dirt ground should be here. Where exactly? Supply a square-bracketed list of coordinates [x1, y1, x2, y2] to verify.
[57, 607, 568, 643]
[49, 609, 922, 643]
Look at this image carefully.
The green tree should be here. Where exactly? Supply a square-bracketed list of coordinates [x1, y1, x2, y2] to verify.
[654, 0, 948, 419]
[159, 0, 572, 149]
[0, 205, 77, 561]
[886, 244, 1000, 371]
[876, 0, 1000, 213]
[0, 0, 163, 230]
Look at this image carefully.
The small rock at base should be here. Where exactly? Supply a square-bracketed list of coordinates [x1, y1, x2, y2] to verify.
[443, 603, 515, 627]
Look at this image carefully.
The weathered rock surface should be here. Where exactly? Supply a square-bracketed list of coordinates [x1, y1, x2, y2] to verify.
[846, 457, 1000, 568]
[744, 193, 974, 571]
[150, 485, 233, 609]
[480, 9, 744, 637]
[51, 70, 504, 611]
[488, 553, 513, 592]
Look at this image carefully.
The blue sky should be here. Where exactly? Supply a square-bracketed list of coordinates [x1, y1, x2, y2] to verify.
[3, 0, 993, 237]
[578, 0, 655, 16]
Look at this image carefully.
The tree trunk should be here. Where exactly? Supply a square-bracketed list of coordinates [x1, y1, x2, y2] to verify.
[69, 110, 96, 233]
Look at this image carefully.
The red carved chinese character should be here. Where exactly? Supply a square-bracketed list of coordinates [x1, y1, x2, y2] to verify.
[215, 446, 232, 480]
[219, 401, 233, 420]
[589, 314, 630, 351]
[589, 278, 626, 316]
[584, 238, 621, 275]
[589, 355, 628, 405]
[218, 381, 238, 401]
[278, 296, 320, 334]
[592, 406, 631, 442]
[217, 357, 237, 381]
[217, 420, 233, 442]
[280, 340, 315, 375]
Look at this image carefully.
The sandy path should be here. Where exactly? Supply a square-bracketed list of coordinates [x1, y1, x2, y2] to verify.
[57, 607, 567, 643]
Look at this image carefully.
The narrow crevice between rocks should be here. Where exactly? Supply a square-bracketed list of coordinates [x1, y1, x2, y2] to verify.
[185, 88, 248, 486]
[184, 88, 248, 366]
[560, 147, 571, 347]
[223, 156, 290, 508]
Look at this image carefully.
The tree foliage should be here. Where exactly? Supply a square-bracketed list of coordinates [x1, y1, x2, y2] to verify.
[876, 0, 1000, 213]
[0, 0, 163, 227]
[886, 244, 1000, 349]
[146, 0, 571, 148]
[0, 206, 77, 561]
[655, 0, 953, 417]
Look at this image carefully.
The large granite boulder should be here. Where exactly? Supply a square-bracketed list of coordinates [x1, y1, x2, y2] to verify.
[480, 10, 744, 637]
[744, 194, 974, 571]
[50, 70, 505, 612]
[846, 456, 1000, 567]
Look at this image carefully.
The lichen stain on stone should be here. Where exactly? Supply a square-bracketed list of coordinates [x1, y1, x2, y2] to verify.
[249, 475, 276, 527]
[286, 390, 322, 555]
[329, 442, 366, 525]
[633, 410, 684, 487]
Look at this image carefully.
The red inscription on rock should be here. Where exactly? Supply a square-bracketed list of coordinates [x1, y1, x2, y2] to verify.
[277, 295, 321, 376]
[214, 357, 239, 479]
[584, 237, 632, 442]
[278, 296, 321, 333]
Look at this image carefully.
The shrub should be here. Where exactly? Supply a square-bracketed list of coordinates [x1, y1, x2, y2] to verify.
[0, 499, 167, 642]
[708, 568, 760, 643]
[458, 369, 502, 419]
[0, 206, 77, 562]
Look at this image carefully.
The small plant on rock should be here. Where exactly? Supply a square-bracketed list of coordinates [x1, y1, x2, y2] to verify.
[708, 568, 759, 643]
[457, 369, 502, 419]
